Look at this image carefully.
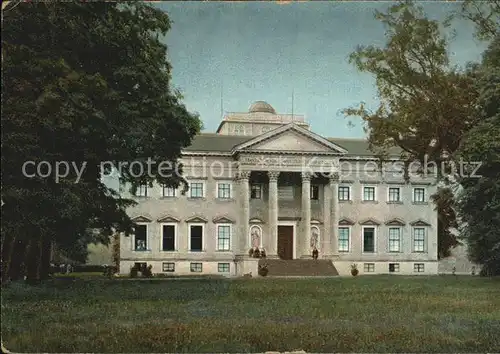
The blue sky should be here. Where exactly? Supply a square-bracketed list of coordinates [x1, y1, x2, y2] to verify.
[155, 1, 486, 138]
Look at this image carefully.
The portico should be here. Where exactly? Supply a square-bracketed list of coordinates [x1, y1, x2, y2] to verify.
[236, 169, 340, 260]
[232, 122, 346, 260]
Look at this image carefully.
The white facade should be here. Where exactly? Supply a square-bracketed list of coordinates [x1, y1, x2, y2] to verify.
[119, 102, 439, 276]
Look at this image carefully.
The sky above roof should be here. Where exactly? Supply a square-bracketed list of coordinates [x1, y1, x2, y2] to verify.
[155, 1, 486, 138]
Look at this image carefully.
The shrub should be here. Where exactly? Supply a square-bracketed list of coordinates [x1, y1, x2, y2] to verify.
[103, 266, 117, 277]
[72, 265, 105, 273]
[142, 264, 153, 278]
[351, 263, 359, 276]
[258, 264, 269, 277]
[130, 266, 138, 278]
[249, 248, 266, 258]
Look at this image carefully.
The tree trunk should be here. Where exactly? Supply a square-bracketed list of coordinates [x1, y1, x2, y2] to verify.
[7, 238, 26, 282]
[1, 233, 17, 285]
[39, 237, 52, 280]
[112, 233, 120, 272]
[25, 236, 42, 284]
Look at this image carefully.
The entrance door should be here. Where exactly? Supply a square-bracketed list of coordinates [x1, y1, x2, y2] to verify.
[277, 225, 294, 260]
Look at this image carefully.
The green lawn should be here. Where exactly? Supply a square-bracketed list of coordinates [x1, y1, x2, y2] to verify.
[2, 276, 500, 352]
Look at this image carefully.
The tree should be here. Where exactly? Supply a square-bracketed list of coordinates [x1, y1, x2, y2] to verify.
[1, 2, 201, 283]
[343, 1, 480, 257]
[344, 1, 479, 170]
[457, 35, 500, 275]
[431, 187, 459, 258]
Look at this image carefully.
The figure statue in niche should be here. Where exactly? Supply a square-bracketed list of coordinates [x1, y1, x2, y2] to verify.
[251, 227, 261, 249]
[310, 227, 319, 250]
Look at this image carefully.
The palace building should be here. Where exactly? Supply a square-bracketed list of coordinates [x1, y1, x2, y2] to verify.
[118, 101, 438, 276]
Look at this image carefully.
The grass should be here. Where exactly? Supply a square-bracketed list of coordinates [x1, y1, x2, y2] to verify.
[2, 275, 500, 352]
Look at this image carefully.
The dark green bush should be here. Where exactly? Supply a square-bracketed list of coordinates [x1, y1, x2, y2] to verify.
[130, 266, 138, 278]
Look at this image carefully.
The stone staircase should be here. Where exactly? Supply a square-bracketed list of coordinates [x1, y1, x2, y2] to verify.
[259, 259, 339, 276]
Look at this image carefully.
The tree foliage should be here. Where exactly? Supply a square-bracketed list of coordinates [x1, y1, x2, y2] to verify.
[458, 0, 500, 41]
[430, 187, 459, 258]
[1, 2, 201, 282]
[456, 35, 500, 275]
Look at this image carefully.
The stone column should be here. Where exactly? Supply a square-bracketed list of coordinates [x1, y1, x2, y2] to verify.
[330, 172, 340, 255]
[322, 181, 332, 258]
[238, 171, 250, 256]
[267, 171, 280, 258]
[301, 172, 312, 258]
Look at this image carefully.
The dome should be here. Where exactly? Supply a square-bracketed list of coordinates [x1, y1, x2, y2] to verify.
[248, 101, 276, 114]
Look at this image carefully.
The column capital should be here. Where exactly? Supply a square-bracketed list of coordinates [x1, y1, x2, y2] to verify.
[236, 171, 251, 181]
[329, 172, 340, 184]
[301, 172, 313, 181]
[267, 171, 280, 182]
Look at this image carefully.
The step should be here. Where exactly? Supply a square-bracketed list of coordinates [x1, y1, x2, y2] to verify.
[258, 259, 339, 276]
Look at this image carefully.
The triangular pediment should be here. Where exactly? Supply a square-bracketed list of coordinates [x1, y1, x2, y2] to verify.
[212, 215, 235, 224]
[185, 215, 208, 223]
[385, 218, 406, 226]
[131, 215, 152, 223]
[338, 218, 355, 226]
[157, 215, 180, 223]
[410, 219, 431, 227]
[359, 218, 381, 226]
[232, 123, 347, 154]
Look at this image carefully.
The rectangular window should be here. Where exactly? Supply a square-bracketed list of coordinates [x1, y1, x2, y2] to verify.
[162, 225, 175, 251]
[250, 184, 262, 199]
[162, 185, 176, 197]
[278, 186, 294, 200]
[217, 225, 231, 251]
[388, 187, 401, 202]
[363, 186, 376, 201]
[162, 262, 175, 272]
[218, 263, 230, 273]
[189, 182, 204, 198]
[135, 184, 148, 197]
[217, 183, 231, 199]
[388, 227, 401, 252]
[190, 225, 203, 251]
[413, 188, 426, 202]
[363, 227, 375, 253]
[389, 263, 400, 273]
[338, 227, 350, 252]
[134, 224, 147, 251]
[364, 263, 375, 272]
[414, 263, 425, 273]
[338, 186, 350, 201]
[310, 185, 319, 200]
[190, 262, 202, 273]
[413, 227, 426, 252]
